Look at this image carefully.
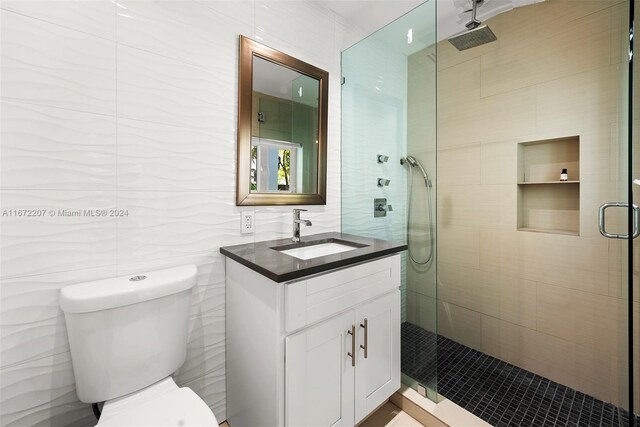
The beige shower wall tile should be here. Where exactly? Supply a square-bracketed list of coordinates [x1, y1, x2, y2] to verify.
[437, 57, 480, 105]
[437, 145, 481, 186]
[534, 65, 620, 141]
[480, 315, 615, 404]
[608, 122, 623, 183]
[480, 141, 518, 185]
[479, 229, 610, 295]
[437, 263, 485, 313]
[407, 48, 436, 147]
[536, 282, 626, 350]
[477, 315, 502, 359]
[481, 4, 613, 98]
[607, 239, 625, 298]
[533, 0, 624, 38]
[518, 232, 607, 272]
[438, 263, 536, 330]
[475, 85, 536, 142]
[438, 66, 536, 148]
[479, 229, 520, 277]
[438, 185, 481, 228]
[483, 270, 537, 330]
[437, 224, 480, 269]
[607, 239, 640, 302]
[438, 301, 482, 351]
[579, 130, 616, 185]
[479, 185, 518, 230]
[517, 233, 609, 295]
[437, 58, 481, 149]
[609, 2, 628, 66]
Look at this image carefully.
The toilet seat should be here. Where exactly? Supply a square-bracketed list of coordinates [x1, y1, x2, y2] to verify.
[96, 377, 218, 426]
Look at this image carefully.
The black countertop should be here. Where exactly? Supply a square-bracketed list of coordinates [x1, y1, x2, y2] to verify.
[220, 232, 407, 283]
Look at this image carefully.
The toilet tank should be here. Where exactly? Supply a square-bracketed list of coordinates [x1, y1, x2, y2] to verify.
[60, 265, 197, 403]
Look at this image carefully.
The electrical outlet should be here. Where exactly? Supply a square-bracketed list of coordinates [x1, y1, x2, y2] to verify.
[241, 211, 254, 234]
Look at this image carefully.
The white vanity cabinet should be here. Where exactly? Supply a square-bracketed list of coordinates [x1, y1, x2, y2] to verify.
[226, 254, 401, 427]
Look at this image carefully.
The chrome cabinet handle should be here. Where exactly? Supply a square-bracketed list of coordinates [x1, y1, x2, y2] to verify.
[359, 319, 368, 358]
[347, 325, 356, 367]
[598, 202, 640, 239]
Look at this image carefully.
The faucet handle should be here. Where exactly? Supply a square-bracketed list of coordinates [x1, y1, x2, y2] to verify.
[293, 208, 308, 212]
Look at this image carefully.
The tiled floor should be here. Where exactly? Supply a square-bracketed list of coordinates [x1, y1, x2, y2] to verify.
[401, 322, 640, 427]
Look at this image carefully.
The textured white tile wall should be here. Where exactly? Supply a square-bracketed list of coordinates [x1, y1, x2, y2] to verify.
[0, 1, 350, 425]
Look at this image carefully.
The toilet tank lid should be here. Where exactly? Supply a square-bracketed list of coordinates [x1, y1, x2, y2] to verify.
[60, 265, 197, 314]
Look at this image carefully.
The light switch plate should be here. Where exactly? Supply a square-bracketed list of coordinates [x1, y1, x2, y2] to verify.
[241, 211, 254, 234]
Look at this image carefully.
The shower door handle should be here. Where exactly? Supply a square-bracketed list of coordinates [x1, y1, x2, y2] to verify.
[598, 202, 640, 239]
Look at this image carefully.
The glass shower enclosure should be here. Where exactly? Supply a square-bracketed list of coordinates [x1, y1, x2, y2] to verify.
[341, 0, 438, 400]
[342, 0, 639, 425]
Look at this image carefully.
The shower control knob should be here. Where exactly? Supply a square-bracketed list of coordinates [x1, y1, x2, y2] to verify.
[377, 178, 390, 187]
[373, 198, 388, 218]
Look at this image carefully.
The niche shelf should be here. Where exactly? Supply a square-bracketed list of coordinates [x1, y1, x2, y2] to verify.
[517, 136, 580, 236]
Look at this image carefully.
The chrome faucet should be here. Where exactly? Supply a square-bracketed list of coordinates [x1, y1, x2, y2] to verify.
[292, 209, 312, 242]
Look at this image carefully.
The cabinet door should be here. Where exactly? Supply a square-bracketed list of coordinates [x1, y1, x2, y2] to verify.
[354, 291, 400, 424]
[286, 310, 355, 427]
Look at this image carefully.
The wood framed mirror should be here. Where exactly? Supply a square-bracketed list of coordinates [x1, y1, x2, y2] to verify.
[236, 35, 328, 206]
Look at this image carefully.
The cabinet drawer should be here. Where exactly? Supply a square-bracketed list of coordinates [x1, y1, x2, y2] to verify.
[285, 254, 401, 333]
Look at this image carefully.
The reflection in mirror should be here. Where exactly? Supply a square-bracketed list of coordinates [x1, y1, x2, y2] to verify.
[236, 36, 328, 206]
[251, 57, 319, 194]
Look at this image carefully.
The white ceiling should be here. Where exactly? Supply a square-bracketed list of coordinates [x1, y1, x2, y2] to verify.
[252, 0, 546, 101]
[317, 0, 544, 44]
[318, 1, 425, 37]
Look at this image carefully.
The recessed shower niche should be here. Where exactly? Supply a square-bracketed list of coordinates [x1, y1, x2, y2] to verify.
[517, 136, 580, 236]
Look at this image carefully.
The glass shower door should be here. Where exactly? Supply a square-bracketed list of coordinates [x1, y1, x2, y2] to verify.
[603, 1, 637, 424]
[341, 0, 438, 402]
[630, 1, 639, 423]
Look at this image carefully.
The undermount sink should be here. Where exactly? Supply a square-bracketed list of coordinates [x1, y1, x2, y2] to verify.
[273, 238, 367, 260]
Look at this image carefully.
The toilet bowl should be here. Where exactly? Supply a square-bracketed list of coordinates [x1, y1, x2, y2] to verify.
[96, 377, 217, 426]
[60, 265, 218, 427]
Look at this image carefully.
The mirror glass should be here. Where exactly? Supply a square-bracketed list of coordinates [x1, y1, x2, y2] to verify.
[237, 36, 328, 206]
[251, 57, 319, 194]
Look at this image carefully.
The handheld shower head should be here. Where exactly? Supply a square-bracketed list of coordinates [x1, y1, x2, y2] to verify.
[404, 156, 418, 167]
[401, 156, 431, 187]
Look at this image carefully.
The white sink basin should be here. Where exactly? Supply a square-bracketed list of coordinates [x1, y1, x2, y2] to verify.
[278, 242, 360, 260]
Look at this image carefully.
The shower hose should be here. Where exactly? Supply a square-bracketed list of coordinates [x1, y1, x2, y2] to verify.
[407, 163, 434, 266]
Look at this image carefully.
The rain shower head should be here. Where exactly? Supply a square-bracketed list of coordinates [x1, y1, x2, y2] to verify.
[448, 0, 497, 51]
[448, 25, 497, 51]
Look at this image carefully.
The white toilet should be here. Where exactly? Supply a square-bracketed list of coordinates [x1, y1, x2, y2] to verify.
[60, 265, 218, 426]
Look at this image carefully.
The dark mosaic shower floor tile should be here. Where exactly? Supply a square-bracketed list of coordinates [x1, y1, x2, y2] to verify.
[401, 322, 640, 427]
